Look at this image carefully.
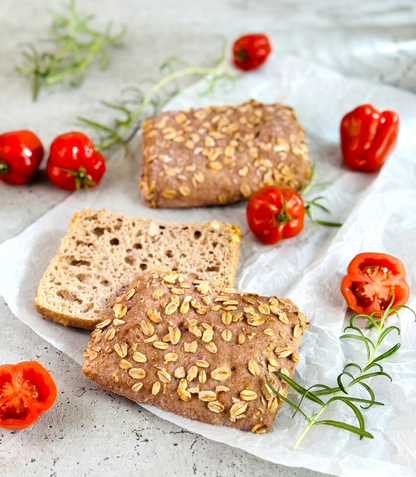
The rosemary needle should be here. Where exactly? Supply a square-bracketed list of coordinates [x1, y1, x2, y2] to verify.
[301, 163, 342, 227]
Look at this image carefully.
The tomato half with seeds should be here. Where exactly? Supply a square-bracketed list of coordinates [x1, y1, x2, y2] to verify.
[0, 361, 57, 429]
[247, 186, 304, 245]
[341, 253, 410, 316]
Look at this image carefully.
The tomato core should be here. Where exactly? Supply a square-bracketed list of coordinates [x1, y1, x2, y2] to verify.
[0, 380, 39, 421]
[350, 265, 393, 310]
[341, 252, 410, 316]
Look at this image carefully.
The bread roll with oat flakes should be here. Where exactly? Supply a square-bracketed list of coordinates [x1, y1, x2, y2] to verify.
[140, 99, 311, 208]
[82, 269, 308, 432]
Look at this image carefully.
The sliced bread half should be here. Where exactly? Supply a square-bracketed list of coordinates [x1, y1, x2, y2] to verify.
[35, 208, 242, 330]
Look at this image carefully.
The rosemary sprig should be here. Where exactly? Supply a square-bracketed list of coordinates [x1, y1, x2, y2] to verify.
[304, 197, 343, 227]
[78, 39, 235, 151]
[301, 163, 342, 227]
[267, 294, 415, 449]
[16, 1, 126, 100]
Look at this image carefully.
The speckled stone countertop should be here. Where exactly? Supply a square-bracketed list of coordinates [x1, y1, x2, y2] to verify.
[1, 1, 415, 475]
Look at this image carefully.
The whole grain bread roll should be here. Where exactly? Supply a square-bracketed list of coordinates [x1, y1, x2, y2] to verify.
[82, 269, 308, 433]
[140, 99, 311, 208]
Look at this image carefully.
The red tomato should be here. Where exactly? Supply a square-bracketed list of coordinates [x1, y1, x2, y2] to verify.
[341, 253, 410, 316]
[340, 104, 399, 173]
[0, 130, 44, 185]
[247, 186, 304, 245]
[0, 361, 57, 429]
[233, 34, 271, 71]
[46, 132, 106, 191]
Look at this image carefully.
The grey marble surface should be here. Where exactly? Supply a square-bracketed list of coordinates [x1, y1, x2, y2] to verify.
[1, 1, 416, 476]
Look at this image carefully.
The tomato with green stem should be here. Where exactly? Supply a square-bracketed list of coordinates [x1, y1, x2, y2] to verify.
[247, 166, 342, 245]
[0, 130, 44, 185]
[247, 186, 305, 245]
[46, 132, 106, 190]
[233, 34, 271, 71]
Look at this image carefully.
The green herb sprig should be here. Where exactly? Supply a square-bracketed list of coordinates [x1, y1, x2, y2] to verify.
[267, 294, 415, 449]
[78, 39, 235, 151]
[17, 1, 127, 100]
[301, 163, 342, 227]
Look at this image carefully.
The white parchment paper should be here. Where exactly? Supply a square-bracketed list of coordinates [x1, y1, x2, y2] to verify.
[1, 57, 416, 477]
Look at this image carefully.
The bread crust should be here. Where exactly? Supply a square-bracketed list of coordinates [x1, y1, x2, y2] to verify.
[82, 270, 308, 432]
[35, 208, 241, 330]
[140, 99, 311, 208]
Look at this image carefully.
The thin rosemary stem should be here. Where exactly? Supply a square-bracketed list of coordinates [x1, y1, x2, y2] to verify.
[293, 407, 327, 449]
[49, 42, 73, 68]
[301, 164, 316, 197]
[367, 319, 383, 363]
[132, 66, 217, 118]
[33, 70, 40, 101]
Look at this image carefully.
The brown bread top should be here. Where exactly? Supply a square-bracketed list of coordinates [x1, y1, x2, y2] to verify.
[82, 269, 308, 433]
[35, 209, 241, 330]
[140, 99, 311, 208]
